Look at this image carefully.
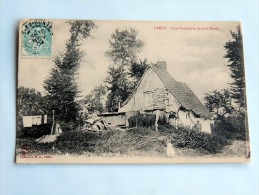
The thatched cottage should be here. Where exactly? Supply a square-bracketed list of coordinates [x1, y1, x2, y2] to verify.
[117, 61, 212, 133]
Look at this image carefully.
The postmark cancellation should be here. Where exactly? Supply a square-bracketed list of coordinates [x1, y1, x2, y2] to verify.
[20, 19, 53, 58]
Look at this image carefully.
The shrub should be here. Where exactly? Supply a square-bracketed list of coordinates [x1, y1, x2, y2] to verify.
[157, 114, 168, 126]
[59, 121, 80, 132]
[17, 131, 101, 155]
[130, 127, 156, 136]
[158, 124, 177, 134]
[171, 127, 229, 154]
[128, 113, 167, 128]
[128, 114, 155, 128]
[16, 116, 23, 132]
[213, 115, 247, 140]
[53, 131, 100, 154]
[19, 124, 52, 138]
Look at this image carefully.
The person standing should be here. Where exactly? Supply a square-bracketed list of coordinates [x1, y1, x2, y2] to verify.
[166, 139, 176, 158]
[193, 120, 202, 131]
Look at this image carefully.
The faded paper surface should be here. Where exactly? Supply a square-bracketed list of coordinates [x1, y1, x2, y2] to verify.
[16, 19, 250, 164]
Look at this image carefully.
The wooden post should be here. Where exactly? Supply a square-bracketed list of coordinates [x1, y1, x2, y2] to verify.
[155, 110, 160, 131]
[51, 110, 55, 135]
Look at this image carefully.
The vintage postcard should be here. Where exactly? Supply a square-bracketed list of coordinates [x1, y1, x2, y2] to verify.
[16, 19, 250, 164]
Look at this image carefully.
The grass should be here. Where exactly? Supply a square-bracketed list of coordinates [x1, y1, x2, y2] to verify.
[16, 125, 242, 157]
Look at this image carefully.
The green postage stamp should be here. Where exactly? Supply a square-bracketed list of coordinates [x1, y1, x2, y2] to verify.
[21, 19, 53, 57]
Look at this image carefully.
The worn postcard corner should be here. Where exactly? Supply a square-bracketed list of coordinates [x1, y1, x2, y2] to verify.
[16, 20, 250, 164]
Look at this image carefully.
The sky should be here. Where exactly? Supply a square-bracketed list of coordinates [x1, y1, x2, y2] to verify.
[18, 20, 240, 101]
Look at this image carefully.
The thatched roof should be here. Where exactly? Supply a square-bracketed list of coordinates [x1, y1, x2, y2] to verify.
[121, 61, 211, 118]
[151, 63, 211, 118]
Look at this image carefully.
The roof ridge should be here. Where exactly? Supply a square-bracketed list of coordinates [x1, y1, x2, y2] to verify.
[120, 63, 211, 118]
[151, 64, 210, 118]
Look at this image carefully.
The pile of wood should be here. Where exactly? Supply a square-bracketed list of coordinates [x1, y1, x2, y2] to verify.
[83, 114, 121, 132]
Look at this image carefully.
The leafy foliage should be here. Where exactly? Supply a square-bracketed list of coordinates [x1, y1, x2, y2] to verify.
[171, 127, 229, 154]
[44, 20, 95, 124]
[85, 85, 107, 113]
[204, 89, 234, 119]
[224, 25, 246, 109]
[128, 114, 167, 128]
[129, 59, 149, 82]
[17, 87, 48, 130]
[17, 87, 48, 115]
[105, 28, 144, 67]
[213, 114, 247, 140]
[203, 25, 247, 141]
[53, 131, 98, 154]
[105, 28, 144, 111]
[105, 66, 132, 111]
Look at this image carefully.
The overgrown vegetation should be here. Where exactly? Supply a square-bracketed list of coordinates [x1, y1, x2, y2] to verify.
[204, 89, 234, 119]
[17, 124, 232, 156]
[203, 25, 247, 142]
[213, 115, 247, 140]
[19, 124, 52, 138]
[128, 114, 168, 128]
[53, 131, 98, 154]
[17, 131, 99, 155]
[170, 127, 229, 154]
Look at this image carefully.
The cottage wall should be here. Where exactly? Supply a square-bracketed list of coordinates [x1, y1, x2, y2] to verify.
[119, 68, 165, 112]
[198, 119, 211, 134]
[119, 68, 181, 113]
[118, 67, 211, 134]
[178, 110, 193, 128]
[186, 112, 211, 133]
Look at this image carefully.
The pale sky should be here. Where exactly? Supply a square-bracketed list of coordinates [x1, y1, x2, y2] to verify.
[18, 20, 240, 101]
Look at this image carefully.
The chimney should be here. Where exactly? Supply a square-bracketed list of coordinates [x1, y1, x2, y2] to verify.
[156, 61, 167, 70]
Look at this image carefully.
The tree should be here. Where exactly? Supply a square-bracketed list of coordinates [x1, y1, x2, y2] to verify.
[85, 85, 106, 113]
[105, 28, 144, 111]
[44, 20, 95, 124]
[17, 87, 48, 116]
[105, 28, 144, 68]
[224, 25, 245, 109]
[17, 87, 48, 130]
[105, 66, 132, 111]
[204, 89, 234, 119]
[129, 59, 149, 82]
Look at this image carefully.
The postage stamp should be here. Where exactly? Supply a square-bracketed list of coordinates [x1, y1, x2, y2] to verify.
[21, 19, 53, 57]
